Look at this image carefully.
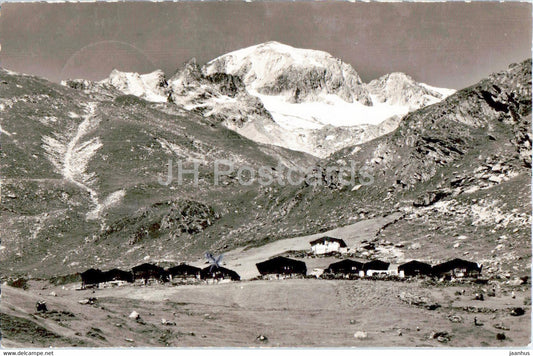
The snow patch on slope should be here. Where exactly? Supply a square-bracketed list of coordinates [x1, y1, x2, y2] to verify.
[62, 103, 102, 196]
[42, 103, 124, 221]
[86, 189, 126, 221]
[42, 103, 101, 214]
[0, 124, 12, 137]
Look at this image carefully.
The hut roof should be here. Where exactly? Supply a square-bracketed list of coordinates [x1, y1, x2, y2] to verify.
[398, 260, 432, 270]
[81, 268, 103, 277]
[325, 259, 363, 273]
[167, 264, 201, 275]
[363, 260, 390, 271]
[200, 266, 240, 281]
[255, 256, 307, 275]
[432, 258, 481, 275]
[131, 263, 164, 273]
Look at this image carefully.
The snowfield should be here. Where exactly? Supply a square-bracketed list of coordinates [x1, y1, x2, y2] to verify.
[255, 92, 411, 130]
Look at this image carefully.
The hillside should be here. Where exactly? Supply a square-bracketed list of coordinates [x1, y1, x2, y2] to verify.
[249, 59, 532, 278]
[0, 68, 317, 279]
[0, 57, 530, 285]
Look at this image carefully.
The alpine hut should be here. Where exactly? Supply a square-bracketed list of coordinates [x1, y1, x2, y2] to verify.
[398, 260, 432, 278]
[362, 260, 390, 277]
[432, 258, 482, 279]
[131, 263, 167, 284]
[166, 264, 201, 280]
[255, 256, 307, 278]
[200, 266, 240, 281]
[324, 259, 363, 278]
[309, 236, 348, 255]
[81, 268, 106, 289]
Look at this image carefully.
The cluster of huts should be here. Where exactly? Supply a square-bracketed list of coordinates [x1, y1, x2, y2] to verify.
[80, 257, 481, 288]
[255, 256, 482, 280]
[303, 236, 482, 279]
[80, 263, 240, 289]
[79, 235, 482, 288]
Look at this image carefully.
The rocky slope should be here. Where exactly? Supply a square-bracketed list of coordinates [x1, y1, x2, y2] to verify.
[331, 59, 532, 189]
[248, 59, 531, 277]
[167, 58, 275, 128]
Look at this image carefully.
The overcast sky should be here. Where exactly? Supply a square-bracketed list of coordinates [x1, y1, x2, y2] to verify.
[0, 2, 530, 89]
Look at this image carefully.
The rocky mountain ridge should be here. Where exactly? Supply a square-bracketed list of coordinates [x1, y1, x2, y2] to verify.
[64, 42, 454, 158]
[367, 72, 455, 109]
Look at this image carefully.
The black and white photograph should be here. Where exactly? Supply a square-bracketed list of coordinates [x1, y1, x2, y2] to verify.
[0, 0, 531, 350]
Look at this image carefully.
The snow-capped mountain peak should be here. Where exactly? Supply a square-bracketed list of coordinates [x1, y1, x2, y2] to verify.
[100, 69, 169, 102]
[367, 72, 455, 109]
[168, 58, 203, 95]
[69, 42, 455, 158]
[203, 41, 373, 105]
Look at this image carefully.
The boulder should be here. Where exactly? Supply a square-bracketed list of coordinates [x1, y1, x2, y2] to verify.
[354, 331, 368, 339]
[493, 323, 510, 330]
[413, 190, 450, 207]
[78, 297, 97, 305]
[488, 175, 503, 184]
[448, 315, 463, 323]
[510, 307, 525, 316]
[431, 331, 451, 343]
[35, 300, 47, 313]
[496, 333, 506, 341]
[256, 335, 268, 342]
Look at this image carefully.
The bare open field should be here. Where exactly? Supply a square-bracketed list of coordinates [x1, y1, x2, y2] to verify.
[1, 277, 529, 347]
